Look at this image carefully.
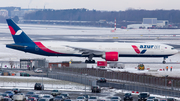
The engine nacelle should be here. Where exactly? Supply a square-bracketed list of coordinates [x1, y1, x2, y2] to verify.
[102, 52, 119, 61]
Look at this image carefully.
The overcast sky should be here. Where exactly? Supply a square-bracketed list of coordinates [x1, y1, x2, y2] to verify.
[1, 0, 180, 11]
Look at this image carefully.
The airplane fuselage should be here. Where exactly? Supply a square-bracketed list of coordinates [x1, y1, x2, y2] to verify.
[6, 41, 178, 57]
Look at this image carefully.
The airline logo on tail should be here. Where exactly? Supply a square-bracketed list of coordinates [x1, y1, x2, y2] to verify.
[132, 45, 147, 54]
[8, 26, 22, 35]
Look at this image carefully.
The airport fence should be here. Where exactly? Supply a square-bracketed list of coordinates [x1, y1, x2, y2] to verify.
[49, 67, 180, 97]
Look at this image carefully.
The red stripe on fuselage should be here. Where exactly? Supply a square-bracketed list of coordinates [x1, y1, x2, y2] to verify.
[34, 42, 63, 54]
[132, 45, 140, 54]
[8, 26, 16, 35]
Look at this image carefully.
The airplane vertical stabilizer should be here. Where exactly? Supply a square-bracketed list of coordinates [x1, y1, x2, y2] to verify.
[6, 19, 33, 43]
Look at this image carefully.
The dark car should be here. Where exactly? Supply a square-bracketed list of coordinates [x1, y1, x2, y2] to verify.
[4, 91, 14, 98]
[54, 95, 65, 101]
[91, 85, 101, 93]
[167, 98, 176, 101]
[32, 94, 43, 101]
[12, 88, 21, 94]
[124, 93, 133, 101]
[34, 83, 44, 90]
[20, 72, 31, 76]
[64, 100, 71, 101]
[138, 92, 150, 101]
[97, 78, 107, 83]
[26, 92, 36, 97]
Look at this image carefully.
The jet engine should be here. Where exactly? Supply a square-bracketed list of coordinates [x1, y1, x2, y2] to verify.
[102, 52, 119, 61]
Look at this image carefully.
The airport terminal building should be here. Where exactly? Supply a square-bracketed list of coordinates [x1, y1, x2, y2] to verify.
[127, 18, 169, 29]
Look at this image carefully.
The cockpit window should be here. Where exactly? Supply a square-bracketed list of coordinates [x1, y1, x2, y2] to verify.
[171, 48, 175, 50]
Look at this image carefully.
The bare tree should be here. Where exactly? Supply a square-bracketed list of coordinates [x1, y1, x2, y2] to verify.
[9, 61, 14, 69]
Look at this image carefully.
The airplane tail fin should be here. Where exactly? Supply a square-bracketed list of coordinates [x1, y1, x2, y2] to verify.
[6, 19, 33, 43]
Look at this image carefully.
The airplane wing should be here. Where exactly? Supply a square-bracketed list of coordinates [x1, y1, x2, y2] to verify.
[65, 45, 104, 56]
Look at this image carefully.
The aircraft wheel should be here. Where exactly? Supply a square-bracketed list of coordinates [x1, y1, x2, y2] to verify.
[85, 60, 88, 63]
[162, 61, 166, 64]
[92, 60, 95, 63]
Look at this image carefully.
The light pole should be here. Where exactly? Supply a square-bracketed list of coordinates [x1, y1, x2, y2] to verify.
[165, 75, 168, 98]
[84, 74, 87, 95]
[42, 73, 44, 94]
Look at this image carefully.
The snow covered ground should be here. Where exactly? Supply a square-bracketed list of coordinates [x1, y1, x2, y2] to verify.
[0, 76, 88, 91]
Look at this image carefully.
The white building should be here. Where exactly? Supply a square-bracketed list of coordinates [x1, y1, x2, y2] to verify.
[127, 18, 169, 29]
[143, 18, 157, 25]
[157, 20, 169, 27]
[127, 24, 152, 29]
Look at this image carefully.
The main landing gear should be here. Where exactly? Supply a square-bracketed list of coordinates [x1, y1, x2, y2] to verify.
[85, 60, 95, 63]
[162, 57, 168, 64]
[85, 54, 96, 63]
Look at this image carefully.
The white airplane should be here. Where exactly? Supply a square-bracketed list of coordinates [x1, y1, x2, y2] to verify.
[6, 19, 178, 63]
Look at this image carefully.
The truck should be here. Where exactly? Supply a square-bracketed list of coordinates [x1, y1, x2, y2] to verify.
[97, 61, 107, 68]
[109, 62, 125, 69]
[138, 64, 145, 70]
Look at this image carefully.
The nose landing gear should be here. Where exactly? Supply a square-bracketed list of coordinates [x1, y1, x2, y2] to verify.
[162, 57, 168, 64]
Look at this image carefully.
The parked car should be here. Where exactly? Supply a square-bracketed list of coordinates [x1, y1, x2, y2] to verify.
[82, 95, 90, 101]
[89, 96, 99, 101]
[12, 88, 21, 94]
[91, 85, 101, 93]
[51, 90, 61, 96]
[64, 100, 72, 101]
[38, 98, 49, 101]
[32, 94, 43, 101]
[54, 95, 65, 101]
[2, 71, 10, 76]
[1, 97, 12, 101]
[110, 96, 121, 101]
[34, 68, 43, 73]
[160, 99, 167, 101]
[147, 96, 156, 100]
[124, 93, 133, 101]
[154, 98, 160, 101]
[34, 83, 44, 90]
[2, 93, 10, 98]
[97, 99, 107, 101]
[26, 92, 36, 97]
[76, 96, 86, 101]
[0, 93, 4, 100]
[12, 93, 26, 101]
[42, 94, 53, 101]
[4, 91, 14, 98]
[98, 99, 107, 101]
[97, 78, 107, 83]
[147, 100, 154, 101]
[20, 72, 31, 77]
[60, 93, 70, 99]
[167, 98, 176, 101]
[138, 92, 150, 101]
[27, 97, 38, 101]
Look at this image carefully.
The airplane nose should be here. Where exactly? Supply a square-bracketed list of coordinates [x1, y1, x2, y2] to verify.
[174, 49, 179, 54]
